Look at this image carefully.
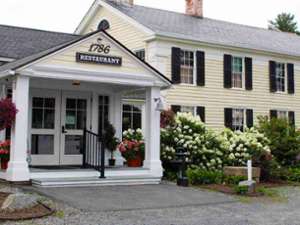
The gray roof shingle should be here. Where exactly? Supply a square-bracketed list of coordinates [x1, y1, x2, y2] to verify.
[104, 0, 300, 57]
[0, 24, 79, 59]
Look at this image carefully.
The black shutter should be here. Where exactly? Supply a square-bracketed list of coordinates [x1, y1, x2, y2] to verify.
[287, 63, 295, 94]
[246, 109, 254, 128]
[270, 110, 277, 119]
[245, 57, 253, 90]
[269, 61, 276, 92]
[224, 108, 233, 129]
[171, 47, 181, 84]
[289, 111, 295, 126]
[196, 51, 205, 86]
[171, 105, 181, 114]
[224, 54, 232, 88]
[196, 106, 205, 122]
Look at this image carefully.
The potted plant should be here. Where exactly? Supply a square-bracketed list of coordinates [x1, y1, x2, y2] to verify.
[0, 140, 10, 170]
[103, 122, 120, 167]
[118, 128, 145, 167]
[0, 98, 17, 131]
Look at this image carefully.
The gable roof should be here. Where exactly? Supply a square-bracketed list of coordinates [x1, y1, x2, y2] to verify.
[0, 24, 79, 59]
[0, 29, 172, 86]
[102, 0, 300, 58]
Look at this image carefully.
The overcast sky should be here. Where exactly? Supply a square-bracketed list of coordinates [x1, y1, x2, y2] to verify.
[0, 0, 299, 33]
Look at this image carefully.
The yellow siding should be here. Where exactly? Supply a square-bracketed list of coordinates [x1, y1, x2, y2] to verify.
[81, 6, 148, 52]
[38, 33, 154, 77]
[161, 41, 300, 130]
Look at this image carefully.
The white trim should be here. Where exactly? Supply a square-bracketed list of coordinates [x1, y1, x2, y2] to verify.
[148, 35, 300, 61]
[75, 0, 155, 36]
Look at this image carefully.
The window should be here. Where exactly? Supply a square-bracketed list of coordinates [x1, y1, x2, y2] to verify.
[180, 50, 194, 84]
[232, 109, 244, 131]
[32, 97, 55, 129]
[135, 49, 145, 61]
[277, 110, 288, 120]
[122, 103, 142, 131]
[275, 62, 285, 92]
[65, 98, 87, 130]
[98, 96, 110, 137]
[97, 19, 110, 30]
[181, 106, 195, 115]
[232, 56, 243, 88]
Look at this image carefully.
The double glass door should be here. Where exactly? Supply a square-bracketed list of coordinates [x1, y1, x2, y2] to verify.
[30, 90, 90, 166]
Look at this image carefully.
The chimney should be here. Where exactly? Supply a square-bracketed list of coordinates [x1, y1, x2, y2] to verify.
[186, 0, 203, 17]
[111, 0, 134, 6]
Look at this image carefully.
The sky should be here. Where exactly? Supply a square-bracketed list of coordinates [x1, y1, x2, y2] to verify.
[0, 0, 299, 33]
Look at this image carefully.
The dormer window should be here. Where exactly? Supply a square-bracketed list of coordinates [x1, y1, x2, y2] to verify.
[97, 19, 110, 31]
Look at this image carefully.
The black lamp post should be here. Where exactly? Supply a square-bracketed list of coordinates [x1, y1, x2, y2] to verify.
[172, 147, 190, 187]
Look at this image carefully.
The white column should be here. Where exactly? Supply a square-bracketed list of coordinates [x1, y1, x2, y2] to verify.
[144, 86, 163, 177]
[0, 84, 6, 141]
[113, 92, 124, 166]
[91, 92, 99, 133]
[6, 76, 30, 181]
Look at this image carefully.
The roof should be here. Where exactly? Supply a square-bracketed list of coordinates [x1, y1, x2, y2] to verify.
[0, 24, 79, 59]
[103, 0, 300, 58]
[0, 29, 172, 85]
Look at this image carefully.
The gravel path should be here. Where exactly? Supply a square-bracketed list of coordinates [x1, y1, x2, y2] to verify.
[3, 185, 300, 225]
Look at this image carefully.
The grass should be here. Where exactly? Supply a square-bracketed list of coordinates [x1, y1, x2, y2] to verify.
[54, 210, 65, 219]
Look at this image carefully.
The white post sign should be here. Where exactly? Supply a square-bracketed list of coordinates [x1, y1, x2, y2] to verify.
[247, 160, 252, 181]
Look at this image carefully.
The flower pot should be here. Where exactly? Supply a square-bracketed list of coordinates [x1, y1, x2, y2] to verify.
[108, 158, 116, 167]
[1, 158, 9, 170]
[127, 157, 142, 167]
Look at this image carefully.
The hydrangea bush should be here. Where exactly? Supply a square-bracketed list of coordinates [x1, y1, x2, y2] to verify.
[161, 112, 225, 170]
[161, 112, 271, 171]
[221, 128, 271, 167]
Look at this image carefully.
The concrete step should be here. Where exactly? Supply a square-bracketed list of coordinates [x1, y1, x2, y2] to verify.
[32, 176, 161, 187]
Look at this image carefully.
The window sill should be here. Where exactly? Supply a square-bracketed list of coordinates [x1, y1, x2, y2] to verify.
[178, 83, 197, 87]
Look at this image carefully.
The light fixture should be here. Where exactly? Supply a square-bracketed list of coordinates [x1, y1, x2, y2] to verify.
[72, 80, 81, 86]
[154, 97, 166, 112]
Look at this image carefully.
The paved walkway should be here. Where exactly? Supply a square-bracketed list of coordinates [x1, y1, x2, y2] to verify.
[13, 183, 300, 225]
[26, 182, 237, 212]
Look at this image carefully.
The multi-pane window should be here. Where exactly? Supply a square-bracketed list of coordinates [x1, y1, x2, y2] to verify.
[232, 56, 243, 88]
[232, 109, 244, 131]
[275, 63, 285, 92]
[98, 96, 109, 137]
[135, 49, 145, 61]
[65, 99, 87, 130]
[277, 110, 288, 120]
[32, 97, 55, 129]
[180, 50, 194, 84]
[122, 103, 142, 132]
[181, 106, 195, 115]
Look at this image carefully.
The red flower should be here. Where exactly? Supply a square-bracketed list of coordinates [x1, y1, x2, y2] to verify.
[0, 98, 18, 131]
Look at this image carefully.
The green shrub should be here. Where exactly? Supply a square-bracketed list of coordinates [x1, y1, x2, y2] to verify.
[187, 166, 223, 185]
[223, 175, 247, 185]
[257, 116, 300, 167]
[234, 185, 249, 195]
[287, 167, 300, 182]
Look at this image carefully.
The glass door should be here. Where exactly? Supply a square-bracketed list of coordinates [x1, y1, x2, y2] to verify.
[30, 89, 61, 166]
[60, 91, 91, 165]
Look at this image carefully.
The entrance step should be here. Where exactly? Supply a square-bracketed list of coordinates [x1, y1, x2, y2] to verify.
[32, 176, 161, 187]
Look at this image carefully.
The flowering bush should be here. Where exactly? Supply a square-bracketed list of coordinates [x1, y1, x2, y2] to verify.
[0, 98, 17, 131]
[0, 140, 10, 159]
[161, 112, 225, 171]
[160, 109, 175, 128]
[220, 128, 271, 167]
[119, 129, 145, 161]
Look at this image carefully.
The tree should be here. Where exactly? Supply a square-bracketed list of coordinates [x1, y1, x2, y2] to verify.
[269, 13, 300, 35]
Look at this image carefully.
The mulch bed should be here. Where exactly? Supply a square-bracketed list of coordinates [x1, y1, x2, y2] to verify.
[0, 192, 54, 221]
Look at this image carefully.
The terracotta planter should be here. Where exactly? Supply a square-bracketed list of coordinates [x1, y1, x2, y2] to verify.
[1, 158, 9, 170]
[127, 157, 142, 167]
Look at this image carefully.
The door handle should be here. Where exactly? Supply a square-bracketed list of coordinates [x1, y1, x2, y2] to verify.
[62, 126, 68, 134]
